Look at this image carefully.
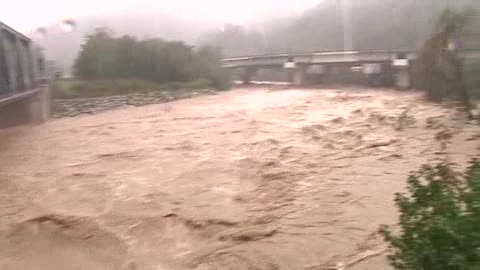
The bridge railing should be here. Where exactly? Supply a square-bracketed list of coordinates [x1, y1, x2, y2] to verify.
[222, 50, 417, 68]
[0, 22, 45, 106]
[0, 22, 49, 126]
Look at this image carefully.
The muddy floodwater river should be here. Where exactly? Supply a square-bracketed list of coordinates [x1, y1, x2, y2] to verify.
[0, 87, 478, 270]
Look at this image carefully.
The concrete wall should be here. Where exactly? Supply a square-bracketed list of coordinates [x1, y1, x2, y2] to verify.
[0, 86, 50, 128]
[0, 22, 49, 128]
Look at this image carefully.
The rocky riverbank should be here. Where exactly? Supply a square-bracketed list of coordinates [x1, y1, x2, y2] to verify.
[52, 89, 218, 118]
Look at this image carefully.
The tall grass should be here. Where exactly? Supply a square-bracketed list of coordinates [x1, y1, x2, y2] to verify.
[51, 78, 213, 99]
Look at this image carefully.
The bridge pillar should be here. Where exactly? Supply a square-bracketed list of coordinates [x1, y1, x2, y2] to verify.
[392, 55, 412, 89]
[0, 85, 50, 128]
[28, 84, 50, 123]
[241, 67, 258, 84]
[392, 67, 411, 89]
[292, 66, 307, 86]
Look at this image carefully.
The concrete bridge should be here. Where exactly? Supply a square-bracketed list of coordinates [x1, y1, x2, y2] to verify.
[0, 22, 49, 127]
[222, 50, 416, 88]
[222, 49, 480, 88]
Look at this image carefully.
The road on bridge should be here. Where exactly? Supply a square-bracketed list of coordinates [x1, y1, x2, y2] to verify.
[0, 87, 478, 270]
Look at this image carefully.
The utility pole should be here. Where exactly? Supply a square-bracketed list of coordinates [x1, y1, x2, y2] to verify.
[340, 0, 353, 51]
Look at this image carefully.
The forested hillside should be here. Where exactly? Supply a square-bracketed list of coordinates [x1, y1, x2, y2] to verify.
[34, 0, 479, 72]
[202, 0, 479, 56]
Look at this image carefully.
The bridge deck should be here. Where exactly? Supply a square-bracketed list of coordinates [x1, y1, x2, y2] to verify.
[222, 50, 416, 68]
[223, 49, 480, 69]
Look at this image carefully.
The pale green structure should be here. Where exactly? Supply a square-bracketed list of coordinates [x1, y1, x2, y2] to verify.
[0, 22, 49, 127]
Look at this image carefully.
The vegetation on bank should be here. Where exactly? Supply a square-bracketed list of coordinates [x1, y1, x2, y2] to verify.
[51, 78, 214, 99]
[414, 8, 479, 119]
[380, 159, 480, 269]
[69, 28, 229, 98]
[381, 123, 480, 269]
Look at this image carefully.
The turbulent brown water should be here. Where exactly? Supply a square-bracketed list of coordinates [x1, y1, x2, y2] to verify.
[0, 87, 478, 270]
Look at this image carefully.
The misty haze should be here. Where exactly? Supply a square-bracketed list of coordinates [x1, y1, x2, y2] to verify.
[0, 1, 479, 270]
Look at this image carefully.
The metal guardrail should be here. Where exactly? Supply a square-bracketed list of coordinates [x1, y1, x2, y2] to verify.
[222, 50, 415, 62]
[0, 88, 41, 107]
[0, 21, 45, 107]
[222, 49, 480, 68]
[222, 50, 418, 68]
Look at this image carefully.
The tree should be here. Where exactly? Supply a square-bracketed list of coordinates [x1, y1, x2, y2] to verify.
[193, 46, 230, 90]
[73, 30, 228, 89]
[199, 0, 479, 57]
[415, 8, 475, 119]
[380, 159, 480, 269]
[73, 28, 117, 79]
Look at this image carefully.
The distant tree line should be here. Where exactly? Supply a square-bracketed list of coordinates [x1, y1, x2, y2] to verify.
[74, 28, 229, 89]
[201, 0, 479, 57]
[200, 1, 479, 118]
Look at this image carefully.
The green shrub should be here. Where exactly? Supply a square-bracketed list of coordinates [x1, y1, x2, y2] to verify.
[380, 159, 480, 270]
[52, 78, 218, 99]
[176, 78, 211, 90]
[52, 79, 164, 98]
[73, 29, 231, 91]
[209, 68, 231, 91]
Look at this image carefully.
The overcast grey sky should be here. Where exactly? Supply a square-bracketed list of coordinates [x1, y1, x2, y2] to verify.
[2, 0, 321, 32]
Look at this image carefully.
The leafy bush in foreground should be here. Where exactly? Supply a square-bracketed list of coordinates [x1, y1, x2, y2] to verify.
[380, 159, 480, 270]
